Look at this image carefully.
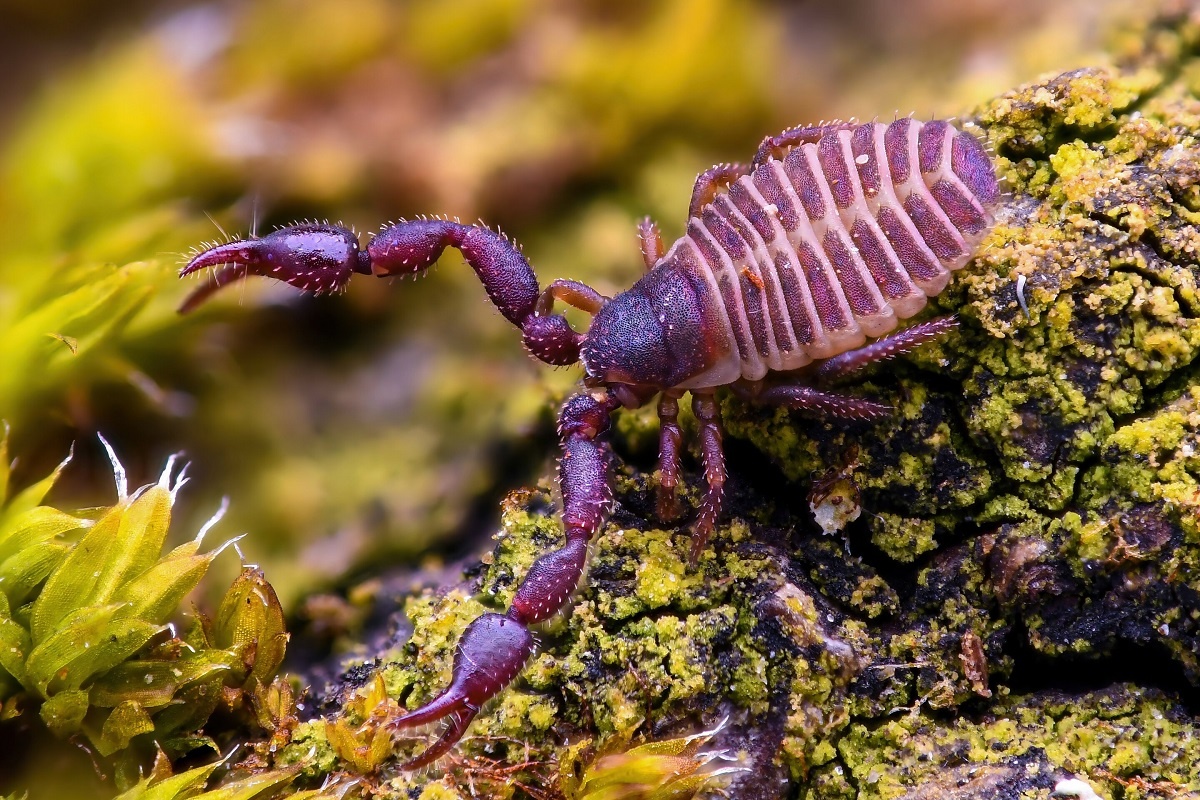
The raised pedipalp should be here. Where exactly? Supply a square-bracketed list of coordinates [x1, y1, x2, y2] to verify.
[387, 610, 534, 766]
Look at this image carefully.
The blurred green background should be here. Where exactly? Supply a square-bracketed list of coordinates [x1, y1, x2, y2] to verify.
[0, 0, 1138, 794]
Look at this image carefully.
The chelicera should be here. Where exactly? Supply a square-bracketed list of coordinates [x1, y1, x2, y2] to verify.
[180, 118, 999, 768]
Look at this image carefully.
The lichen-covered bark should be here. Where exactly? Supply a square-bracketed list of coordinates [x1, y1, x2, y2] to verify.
[278, 6, 1200, 800]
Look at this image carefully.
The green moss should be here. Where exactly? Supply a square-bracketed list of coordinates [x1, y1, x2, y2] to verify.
[632, 535, 691, 608]
[0, 435, 292, 789]
[846, 573, 899, 620]
[594, 525, 710, 619]
[1048, 139, 1108, 209]
[1082, 386, 1200, 541]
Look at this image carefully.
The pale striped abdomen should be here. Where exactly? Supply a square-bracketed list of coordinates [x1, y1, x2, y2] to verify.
[671, 119, 998, 388]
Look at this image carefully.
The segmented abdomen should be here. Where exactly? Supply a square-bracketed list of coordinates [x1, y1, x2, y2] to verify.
[671, 119, 999, 388]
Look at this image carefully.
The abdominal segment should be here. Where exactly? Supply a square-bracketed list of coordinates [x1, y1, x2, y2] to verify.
[669, 119, 998, 387]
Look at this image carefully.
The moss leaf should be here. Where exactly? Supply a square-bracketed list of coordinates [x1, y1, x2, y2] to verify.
[96, 484, 174, 604]
[0, 448, 72, 530]
[0, 506, 85, 564]
[38, 687, 89, 737]
[99, 699, 157, 756]
[25, 603, 161, 697]
[53, 616, 164, 695]
[112, 763, 220, 800]
[29, 503, 123, 640]
[89, 652, 238, 709]
[0, 591, 32, 690]
[184, 769, 297, 800]
[0, 539, 71, 608]
[215, 569, 288, 688]
[113, 549, 216, 625]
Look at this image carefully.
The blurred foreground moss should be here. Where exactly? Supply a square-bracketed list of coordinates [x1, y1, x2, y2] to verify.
[0, 34, 235, 432]
[111, 762, 302, 800]
[0, 431, 291, 790]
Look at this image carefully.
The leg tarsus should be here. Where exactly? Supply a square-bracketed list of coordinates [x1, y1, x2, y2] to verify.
[638, 217, 664, 271]
[815, 316, 958, 384]
[689, 391, 726, 564]
[689, 163, 749, 219]
[750, 384, 893, 421]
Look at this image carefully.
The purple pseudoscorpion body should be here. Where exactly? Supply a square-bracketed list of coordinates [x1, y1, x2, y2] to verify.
[180, 117, 999, 768]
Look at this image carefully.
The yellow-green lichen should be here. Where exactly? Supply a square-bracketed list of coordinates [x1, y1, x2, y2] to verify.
[836, 686, 1200, 800]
